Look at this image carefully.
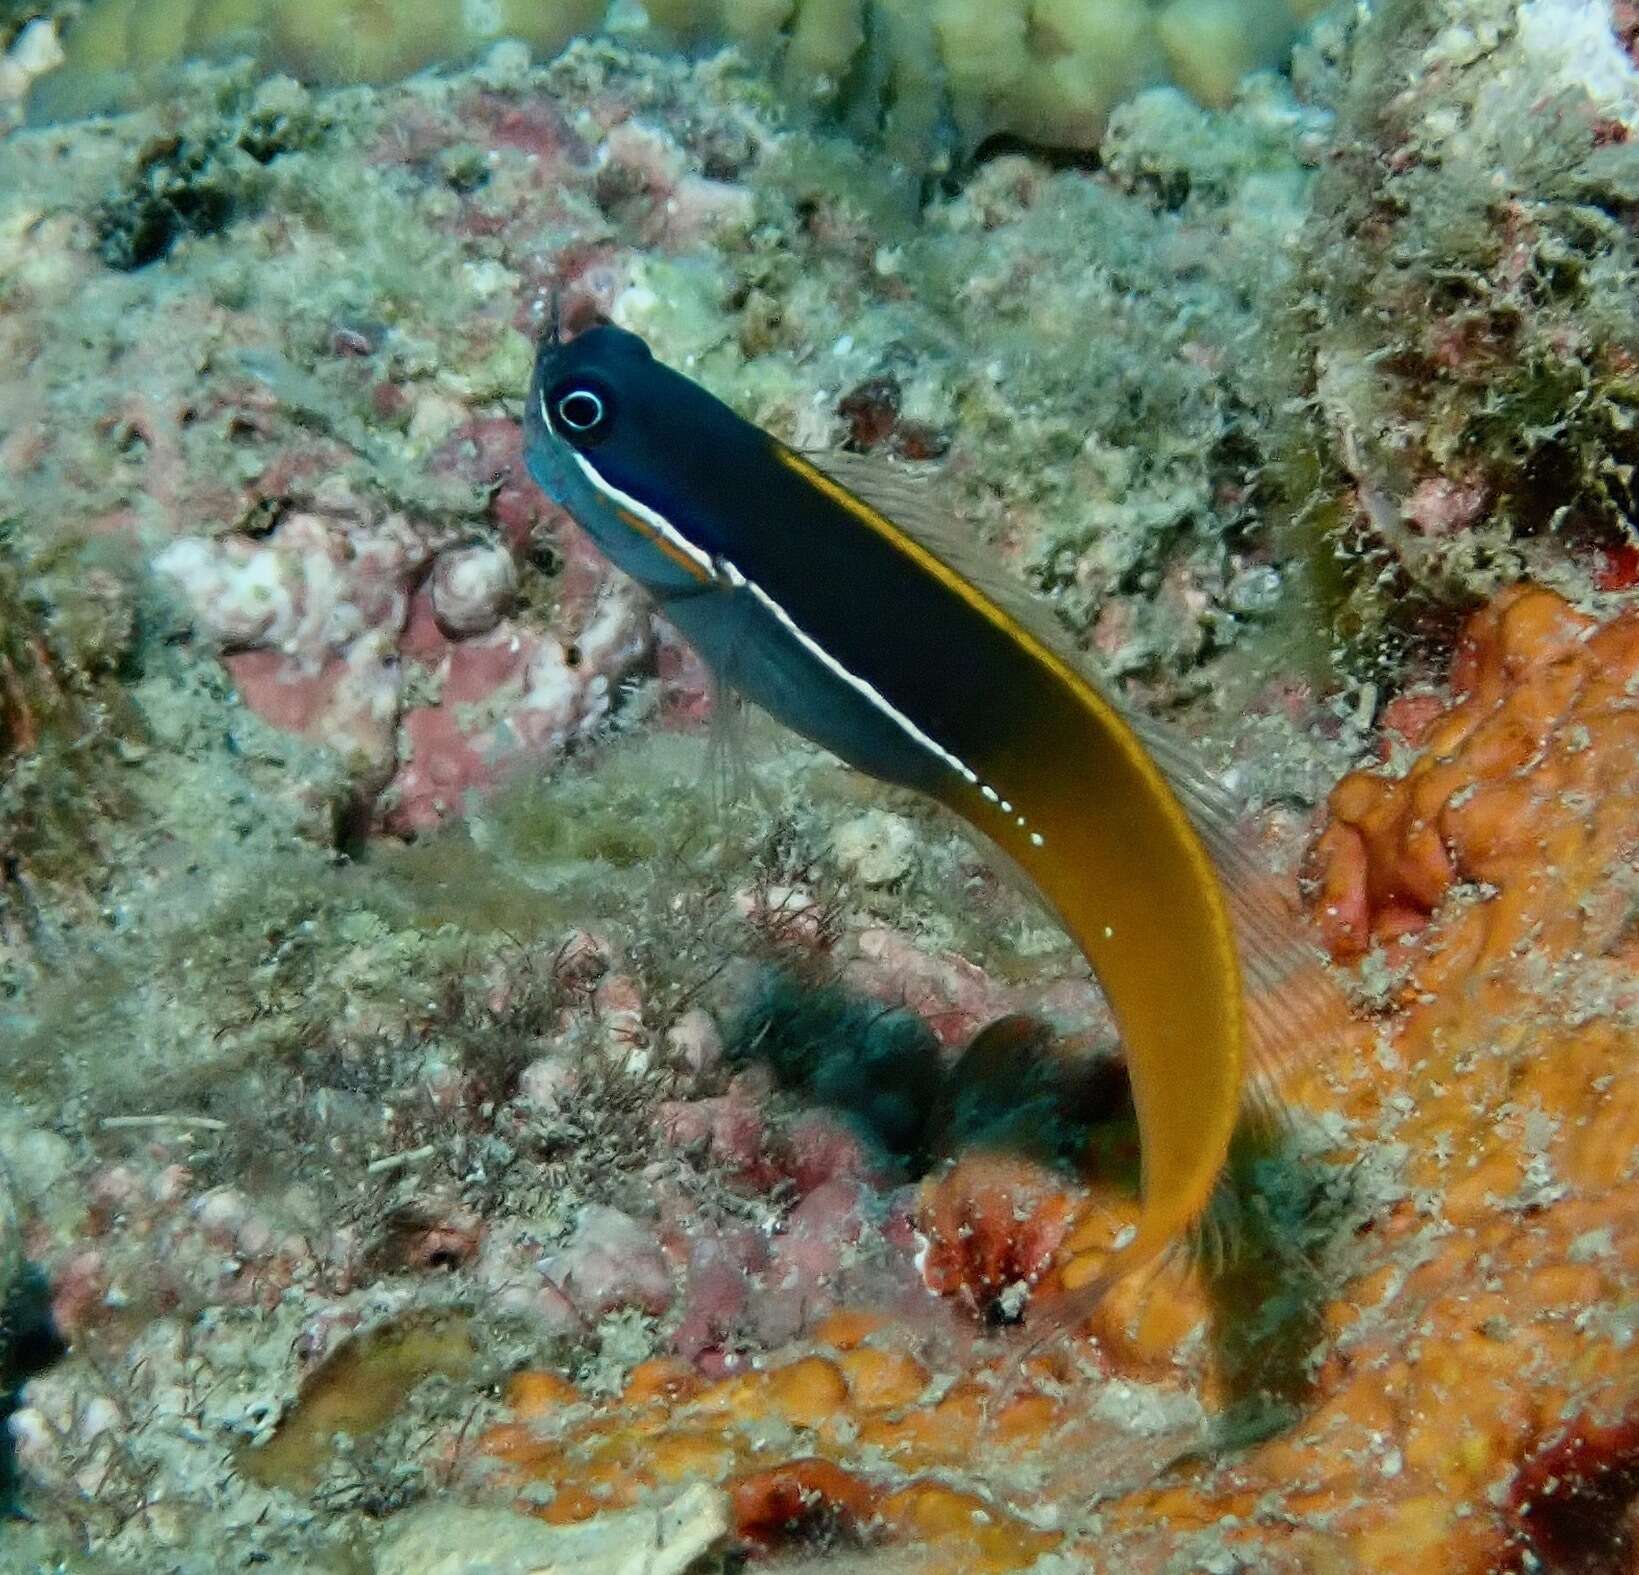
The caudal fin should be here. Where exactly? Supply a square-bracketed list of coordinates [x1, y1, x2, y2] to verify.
[1014, 1216, 1183, 1368]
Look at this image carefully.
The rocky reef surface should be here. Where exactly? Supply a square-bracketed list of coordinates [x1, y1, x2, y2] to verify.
[0, 1, 1636, 1572]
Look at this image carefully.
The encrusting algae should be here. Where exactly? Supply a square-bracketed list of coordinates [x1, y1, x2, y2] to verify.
[466, 584, 1639, 1572]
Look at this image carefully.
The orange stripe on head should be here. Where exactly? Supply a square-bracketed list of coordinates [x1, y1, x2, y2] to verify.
[615, 505, 715, 584]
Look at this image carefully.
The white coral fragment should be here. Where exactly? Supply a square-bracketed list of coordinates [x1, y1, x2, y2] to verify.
[1516, 0, 1639, 121]
[372, 1485, 729, 1575]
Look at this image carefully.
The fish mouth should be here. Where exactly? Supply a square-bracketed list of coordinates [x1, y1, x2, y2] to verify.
[542, 288, 620, 349]
[529, 310, 653, 413]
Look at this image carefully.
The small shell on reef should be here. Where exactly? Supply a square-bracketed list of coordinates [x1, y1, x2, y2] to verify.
[430, 543, 517, 637]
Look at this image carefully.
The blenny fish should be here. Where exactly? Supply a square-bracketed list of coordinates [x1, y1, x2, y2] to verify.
[523, 317, 1341, 1333]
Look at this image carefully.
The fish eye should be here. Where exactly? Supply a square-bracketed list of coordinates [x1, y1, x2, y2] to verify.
[550, 383, 612, 442]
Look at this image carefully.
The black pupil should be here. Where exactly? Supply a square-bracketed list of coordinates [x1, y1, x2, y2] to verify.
[558, 390, 603, 431]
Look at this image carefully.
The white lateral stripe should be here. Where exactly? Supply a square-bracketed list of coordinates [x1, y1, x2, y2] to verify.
[560, 446, 1043, 841]
[573, 451, 718, 580]
[724, 556, 982, 789]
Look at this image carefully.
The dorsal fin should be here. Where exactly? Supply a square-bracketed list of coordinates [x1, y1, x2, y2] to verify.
[801, 447, 1350, 1101]
[799, 449, 1081, 662]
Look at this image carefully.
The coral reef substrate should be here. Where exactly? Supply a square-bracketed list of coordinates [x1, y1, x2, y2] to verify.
[464, 585, 1639, 1572]
[30, 0, 1321, 159]
[2, 0, 1638, 1569]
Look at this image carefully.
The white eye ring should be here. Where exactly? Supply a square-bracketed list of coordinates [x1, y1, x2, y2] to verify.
[555, 389, 605, 433]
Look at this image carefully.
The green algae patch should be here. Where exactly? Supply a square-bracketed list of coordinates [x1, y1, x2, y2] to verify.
[240, 1311, 478, 1493]
[0, 520, 145, 949]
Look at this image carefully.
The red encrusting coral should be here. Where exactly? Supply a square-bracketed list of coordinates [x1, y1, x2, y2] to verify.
[916, 1154, 1076, 1324]
[730, 1457, 879, 1552]
[1506, 1410, 1639, 1573]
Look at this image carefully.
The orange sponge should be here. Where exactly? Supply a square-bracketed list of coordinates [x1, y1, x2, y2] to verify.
[465, 585, 1639, 1572]
[1311, 585, 1636, 961]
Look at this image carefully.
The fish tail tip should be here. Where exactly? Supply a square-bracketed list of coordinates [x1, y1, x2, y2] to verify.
[1013, 1221, 1181, 1371]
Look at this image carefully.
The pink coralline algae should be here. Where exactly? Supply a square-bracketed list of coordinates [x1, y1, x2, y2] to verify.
[388, 583, 648, 835]
[543, 1204, 674, 1321]
[0, 52, 778, 848]
[156, 513, 419, 792]
[156, 500, 651, 833]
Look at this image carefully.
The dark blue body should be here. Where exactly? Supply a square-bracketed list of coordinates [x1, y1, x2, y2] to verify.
[523, 325, 1035, 798]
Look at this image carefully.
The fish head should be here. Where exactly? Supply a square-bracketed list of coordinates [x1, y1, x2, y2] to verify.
[523, 318, 655, 510]
[522, 317, 750, 595]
